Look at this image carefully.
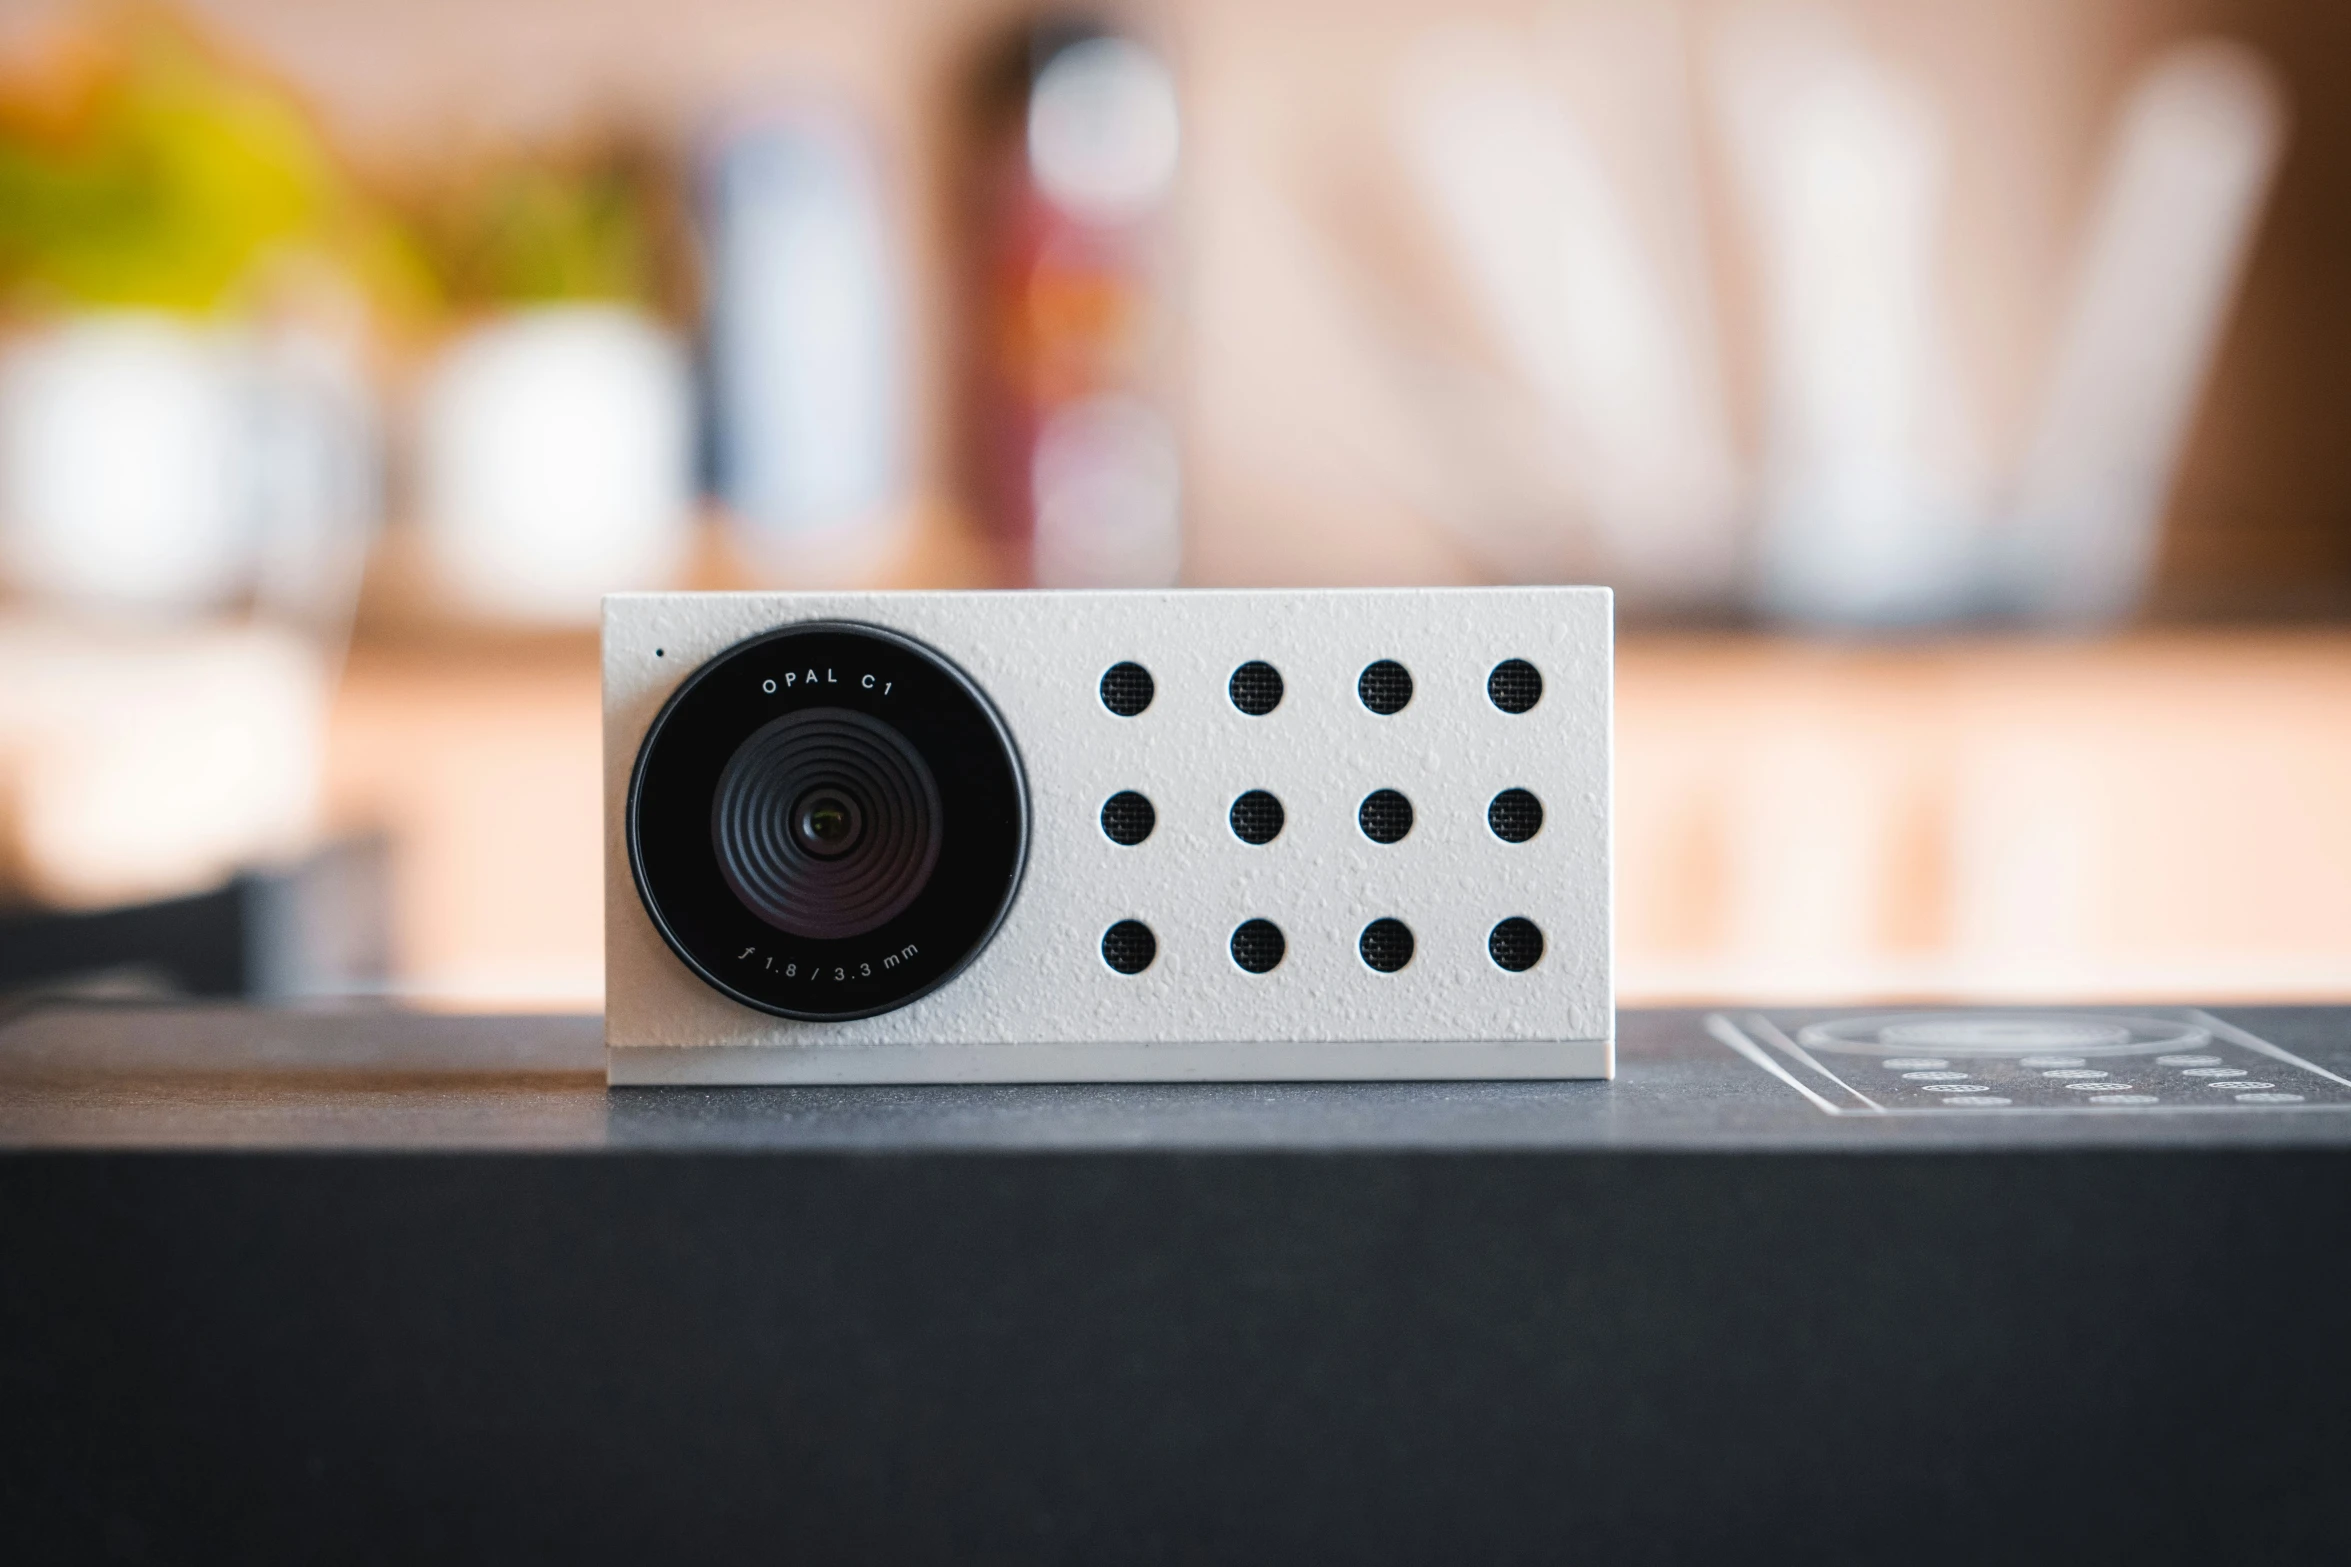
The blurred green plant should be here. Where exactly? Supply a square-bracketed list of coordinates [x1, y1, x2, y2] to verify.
[404, 149, 672, 312]
[0, 6, 425, 317]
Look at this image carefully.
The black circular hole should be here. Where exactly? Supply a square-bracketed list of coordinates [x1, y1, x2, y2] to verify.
[1101, 662, 1154, 717]
[1487, 788, 1544, 843]
[1229, 789, 1285, 845]
[1229, 661, 1284, 716]
[1488, 659, 1543, 714]
[1489, 916, 1545, 972]
[1358, 789, 1414, 845]
[1230, 918, 1287, 974]
[1102, 919, 1157, 975]
[1358, 660, 1413, 715]
[1359, 917, 1415, 973]
[1100, 790, 1156, 846]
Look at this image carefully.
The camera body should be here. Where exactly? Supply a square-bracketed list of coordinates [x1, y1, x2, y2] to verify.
[604, 588, 1612, 1084]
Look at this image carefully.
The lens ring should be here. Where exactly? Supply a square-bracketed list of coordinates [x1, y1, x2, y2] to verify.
[628, 620, 1028, 1022]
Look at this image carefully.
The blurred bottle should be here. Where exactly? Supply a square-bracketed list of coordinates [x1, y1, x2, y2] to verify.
[964, 17, 1183, 587]
[704, 110, 909, 585]
[415, 303, 696, 626]
[2001, 40, 2286, 627]
[1713, 10, 1988, 628]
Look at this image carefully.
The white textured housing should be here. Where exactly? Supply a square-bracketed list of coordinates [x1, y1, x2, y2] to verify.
[605, 588, 1612, 1083]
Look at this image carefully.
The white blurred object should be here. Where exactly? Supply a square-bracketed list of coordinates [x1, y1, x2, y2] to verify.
[706, 111, 907, 584]
[1714, 10, 1986, 627]
[1396, 14, 1740, 607]
[0, 618, 327, 908]
[0, 315, 247, 613]
[2003, 41, 2287, 626]
[245, 326, 381, 637]
[416, 304, 694, 625]
[1032, 392, 1182, 588]
[1028, 36, 1182, 225]
[0, 314, 379, 625]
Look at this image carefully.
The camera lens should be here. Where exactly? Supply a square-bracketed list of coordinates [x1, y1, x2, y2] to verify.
[711, 708, 941, 939]
[629, 621, 1027, 1021]
[795, 791, 860, 856]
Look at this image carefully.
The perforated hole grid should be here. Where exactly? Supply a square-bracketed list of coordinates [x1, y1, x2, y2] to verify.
[1100, 791, 1155, 846]
[1231, 918, 1287, 973]
[1358, 789, 1414, 844]
[1229, 790, 1285, 845]
[1229, 661, 1284, 716]
[1359, 918, 1415, 973]
[1100, 662, 1154, 717]
[1488, 788, 1544, 843]
[1488, 659, 1543, 714]
[1489, 917, 1544, 972]
[1357, 660, 1413, 715]
[1101, 920, 1157, 975]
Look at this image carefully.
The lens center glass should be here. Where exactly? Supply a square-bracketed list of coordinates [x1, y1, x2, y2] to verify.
[792, 789, 863, 858]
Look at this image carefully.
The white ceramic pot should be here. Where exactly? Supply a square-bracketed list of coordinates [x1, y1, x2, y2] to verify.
[416, 304, 695, 624]
[0, 314, 248, 613]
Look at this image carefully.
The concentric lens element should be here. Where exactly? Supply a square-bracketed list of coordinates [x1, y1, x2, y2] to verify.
[712, 708, 943, 939]
[1231, 918, 1286, 973]
[1488, 916, 1544, 972]
[1229, 661, 1284, 716]
[1488, 788, 1543, 843]
[1102, 919, 1157, 975]
[1360, 918, 1414, 973]
[1359, 789, 1413, 844]
[1101, 790, 1156, 846]
[1230, 789, 1285, 844]
[1358, 660, 1413, 715]
[1100, 661, 1154, 716]
[1488, 659, 1543, 714]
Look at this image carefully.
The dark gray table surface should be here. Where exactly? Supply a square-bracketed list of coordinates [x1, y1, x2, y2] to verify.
[8, 1002, 2350, 1563]
[4, 1000, 2350, 1149]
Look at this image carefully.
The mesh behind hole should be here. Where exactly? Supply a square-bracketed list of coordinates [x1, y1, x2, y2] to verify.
[1231, 918, 1286, 973]
[1100, 662, 1154, 717]
[1102, 920, 1157, 975]
[1360, 918, 1415, 973]
[1488, 659, 1543, 714]
[1229, 661, 1284, 716]
[1357, 660, 1413, 715]
[1229, 790, 1285, 845]
[1101, 791, 1156, 846]
[1489, 917, 1545, 972]
[1359, 789, 1414, 845]
[1488, 788, 1544, 843]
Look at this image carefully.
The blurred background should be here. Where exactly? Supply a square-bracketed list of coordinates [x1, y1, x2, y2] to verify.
[1, 0, 2348, 1011]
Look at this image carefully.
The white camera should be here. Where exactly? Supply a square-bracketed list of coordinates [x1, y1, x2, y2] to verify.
[603, 588, 1612, 1084]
